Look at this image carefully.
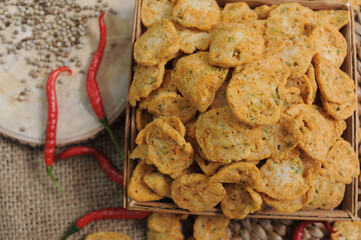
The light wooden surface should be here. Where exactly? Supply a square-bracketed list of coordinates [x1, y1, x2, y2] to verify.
[0, 0, 135, 146]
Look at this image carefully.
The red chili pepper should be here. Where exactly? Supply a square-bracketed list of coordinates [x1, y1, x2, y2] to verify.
[45, 67, 72, 191]
[86, 12, 124, 158]
[292, 220, 337, 240]
[54, 146, 123, 185]
[61, 208, 150, 240]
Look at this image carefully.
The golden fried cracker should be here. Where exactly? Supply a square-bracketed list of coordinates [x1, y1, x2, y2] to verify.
[310, 24, 347, 68]
[221, 184, 262, 219]
[129, 64, 165, 107]
[320, 181, 345, 210]
[314, 54, 355, 104]
[209, 23, 264, 67]
[147, 213, 183, 233]
[324, 138, 359, 184]
[331, 221, 361, 240]
[302, 168, 335, 210]
[275, 35, 314, 78]
[129, 144, 148, 162]
[227, 57, 290, 126]
[139, 69, 178, 110]
[285, 104, 340, 162]
[193, 215, 230, 240]
[85, 232, 130, 240]
[134, 19, 180, 66]
[128, 161, 162, 201]
[175, 24, 211, 54]
[268, 3, 316, 38]
[196, 107, 256, 163]
[148, 92, 197, 123]
[146, 119, 193, 177]
[210, 162, 260, 188]
[254, 5, 277, 19]
[194, 150, 223, 176]
[300, 151, 322, 172]
[316, 10, 350, 30]
[156, 116, 186, 137]
[144, 172, 172, 198]
[172, 0, 220, 31]
[141, 0, 176, 27]
[256, 149, 308, 200]
[263, 19, 287, 57]
[171, 173, 226, 212]
[209, 78, 229, 109]
[221, 2, 257, 23]
[173, 52, 229, 112]
[321, 94, 357, 120]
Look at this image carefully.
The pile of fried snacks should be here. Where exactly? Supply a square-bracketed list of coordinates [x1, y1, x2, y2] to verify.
[128, 0, 359, 218]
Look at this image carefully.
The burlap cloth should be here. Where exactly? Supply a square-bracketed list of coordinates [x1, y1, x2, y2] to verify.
[0, 114, 147, 240]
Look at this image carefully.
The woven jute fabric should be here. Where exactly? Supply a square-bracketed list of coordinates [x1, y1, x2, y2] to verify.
[0, 114, 147, 240]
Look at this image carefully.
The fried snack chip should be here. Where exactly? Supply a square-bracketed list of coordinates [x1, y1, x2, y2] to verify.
[285, 104, 343, 162]
[324, 138, 359, 184]
[221, 184, 262, 219]
[172, 0, 220, 31]
[254, 4, 277, 19]
[282, 87, 304, 111]
[128, 161, 163, 201]
[256, 149, 308, 200]
[139, 69, 178, 110]
[210, 162, 261, 188]
[331, 221, 361, 240]
[146, 119, 193, 177]
[286, 75, 314, 105]
[128, 63, 165, 107]
[310, 24, 347, 68]
[306, 64, 318, 102]
[148, 92, 197, 123]
[147, 229, 185, 240]
[194, 150, 223, 176]
[320, 181, 345, 210]
[261, 171, 314, 212]
[209, 23, 264, 67]
[144, 172, 173, 198]
[171, 173, 226, 212]
[262, 19, 287, 57]
[227, 57, 289, 126]
[136, 117, 185, 144]
[175, 24, 211, 54]
[173, 52, 229, 112]
[302, 168, 335, 210]
[85, 232, 130, 240]
[147, 213, 183, 233]
[316, 10, 350, 30]
[275, 34, 314, 78]
[196, 107, 256, 163]
[134, 19, 180, 66]
[193, 215, 230, 240]
[156, 116, 186, 137]
[321, 95, 357, 120]
[246, 114, 301, 162]
[141, 0, 176, 27]
[268, 3, 316, 38]
[129, 144, 148, 161]
[314, 54, 355, 104]
[221, 2, 257, 23]
[136, 109, 153, 131]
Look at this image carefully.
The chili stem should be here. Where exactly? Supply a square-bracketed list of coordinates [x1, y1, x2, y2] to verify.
[46, 166, 63, 191]
[100, 118, 124, 158]
[61, 224, 79, 240]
